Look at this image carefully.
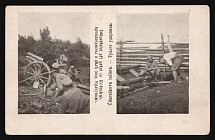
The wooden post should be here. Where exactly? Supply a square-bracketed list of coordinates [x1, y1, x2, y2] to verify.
[167, 35, 173, 52]
[119, 39, 123, 74]
[161, 34, 166, 77]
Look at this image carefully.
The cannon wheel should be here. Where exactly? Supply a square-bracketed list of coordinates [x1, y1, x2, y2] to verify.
[24, 61, 51, 86]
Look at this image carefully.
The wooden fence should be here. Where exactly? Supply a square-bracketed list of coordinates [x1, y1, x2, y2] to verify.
[116, 41, 189, 73]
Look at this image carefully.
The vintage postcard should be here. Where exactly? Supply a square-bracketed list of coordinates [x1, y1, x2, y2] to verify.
[5, 6, 209, 134]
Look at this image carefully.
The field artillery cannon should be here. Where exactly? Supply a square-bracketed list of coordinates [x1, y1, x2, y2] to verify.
[18, 52, 55, 87]
[19, 52, 90, 95]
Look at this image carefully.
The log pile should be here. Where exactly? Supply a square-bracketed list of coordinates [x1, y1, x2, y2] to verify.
[116, 42, 189, 73]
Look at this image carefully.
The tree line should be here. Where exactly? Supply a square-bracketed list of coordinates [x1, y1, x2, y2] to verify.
[18, 27, 90, 68]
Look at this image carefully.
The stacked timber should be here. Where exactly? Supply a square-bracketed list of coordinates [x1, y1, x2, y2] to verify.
[116, 43, 189, 72]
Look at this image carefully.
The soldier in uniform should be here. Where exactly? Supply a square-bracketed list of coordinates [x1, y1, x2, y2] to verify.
[139, 55, 161, 81]
[51, 63, 72, 98]
[68, 65, 83, 84]
[59, 49, 68, 65]
[54, 77, 89, 114]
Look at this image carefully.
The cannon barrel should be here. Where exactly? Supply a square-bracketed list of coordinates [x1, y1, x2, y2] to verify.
[25, 56, 37, 61]
[26, 52, 43, 61]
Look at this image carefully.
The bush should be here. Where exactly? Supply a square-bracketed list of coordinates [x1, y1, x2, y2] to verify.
[18, 55, 29, 67]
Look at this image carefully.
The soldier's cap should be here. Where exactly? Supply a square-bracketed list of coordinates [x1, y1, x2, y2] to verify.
[62, 77, 73, 86]
[52, 63, 60, 68]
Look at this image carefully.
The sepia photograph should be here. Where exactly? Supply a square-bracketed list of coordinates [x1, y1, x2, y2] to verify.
[18, 12, 90, 114]
[116, 14, 189, 114]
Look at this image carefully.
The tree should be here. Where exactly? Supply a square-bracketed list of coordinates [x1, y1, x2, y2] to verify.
[18, 27, 90, 68]
[26, 36, 36, 52]
[39, 27, 52, 54]
[18, 34, 36, 54]
[18, 34, 26, 54]
[40, 27, 51, 41]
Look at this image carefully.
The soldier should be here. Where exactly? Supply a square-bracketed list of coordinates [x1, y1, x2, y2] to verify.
[51, 63, 72, 98]
[139, 55, 161, 81]
[54, 77, 89, 114]
[68, 65, 83, 84]
[59, 49, 68, 65]
[159, 40, 184, 81]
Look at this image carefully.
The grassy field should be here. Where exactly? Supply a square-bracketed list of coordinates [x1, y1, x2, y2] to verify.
[117, 81, 189, 114]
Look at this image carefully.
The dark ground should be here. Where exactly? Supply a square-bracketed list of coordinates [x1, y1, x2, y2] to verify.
[18, 85, 90, 114]
[18, 67, 90, 114]
[117, 81, 189, 114]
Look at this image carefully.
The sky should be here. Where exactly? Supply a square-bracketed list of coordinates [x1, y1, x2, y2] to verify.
[18, 12, 90, 44]
[19, 13, 188, 47]
[116, 14, 189, 44]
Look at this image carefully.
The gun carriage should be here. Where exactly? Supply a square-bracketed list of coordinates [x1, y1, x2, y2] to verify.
[18, 52, 90, 114]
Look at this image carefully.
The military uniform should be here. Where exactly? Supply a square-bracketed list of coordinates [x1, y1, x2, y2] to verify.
[50, 73, 71, 97]
[54, 77, 88, 114]
[68, 66, 82, 83]
[59, 54, 68, 64]
[139, 59, 160, 80]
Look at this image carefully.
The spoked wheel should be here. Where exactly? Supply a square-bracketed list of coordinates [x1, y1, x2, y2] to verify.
[24, 61, 51, 86]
